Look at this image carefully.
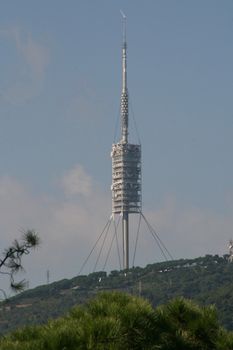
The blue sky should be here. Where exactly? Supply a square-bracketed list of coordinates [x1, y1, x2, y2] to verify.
[0, 0, 233, 292]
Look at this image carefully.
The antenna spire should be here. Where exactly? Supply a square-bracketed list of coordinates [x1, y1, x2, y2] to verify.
[120, 10, 126, 49]
[120, 11, 128, 143]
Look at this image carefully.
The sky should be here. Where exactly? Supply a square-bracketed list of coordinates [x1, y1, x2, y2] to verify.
[0, 0, 233, 293]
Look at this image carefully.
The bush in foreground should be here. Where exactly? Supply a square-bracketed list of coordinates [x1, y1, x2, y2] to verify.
[0, 291, 233, 349]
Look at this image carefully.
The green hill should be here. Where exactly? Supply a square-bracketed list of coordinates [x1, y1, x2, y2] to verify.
[1, 254, 233, 335]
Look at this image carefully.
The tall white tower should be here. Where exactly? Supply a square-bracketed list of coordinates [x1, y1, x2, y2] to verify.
[111, 15, 141, 270]
[77, 15, 172, 277]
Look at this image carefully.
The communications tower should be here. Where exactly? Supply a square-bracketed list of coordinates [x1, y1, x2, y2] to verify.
[111, 14, 141, 270]
[77, 15, 173, 276]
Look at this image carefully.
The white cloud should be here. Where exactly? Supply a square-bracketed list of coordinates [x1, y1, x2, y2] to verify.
[1, 26, 49, 79]
[0, 167, 110, 294]
[0, 26, 50, 104]
[61, 165, 93, 197]
[0, 168, 232, 295]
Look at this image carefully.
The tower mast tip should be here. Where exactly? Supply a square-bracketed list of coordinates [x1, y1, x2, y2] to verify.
[120, 10, 126, 19]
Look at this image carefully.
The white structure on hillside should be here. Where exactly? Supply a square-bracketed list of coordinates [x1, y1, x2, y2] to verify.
[228, 240, 233, 262]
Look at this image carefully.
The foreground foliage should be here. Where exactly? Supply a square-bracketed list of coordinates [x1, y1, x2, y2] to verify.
[0, 292, 233, 350]
[0, 230, 40, 296]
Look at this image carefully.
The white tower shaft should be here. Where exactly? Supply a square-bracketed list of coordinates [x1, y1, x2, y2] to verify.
[121, 15, 129, 269]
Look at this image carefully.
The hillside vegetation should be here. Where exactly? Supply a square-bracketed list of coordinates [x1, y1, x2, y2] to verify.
[1, 254, 233, 335]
